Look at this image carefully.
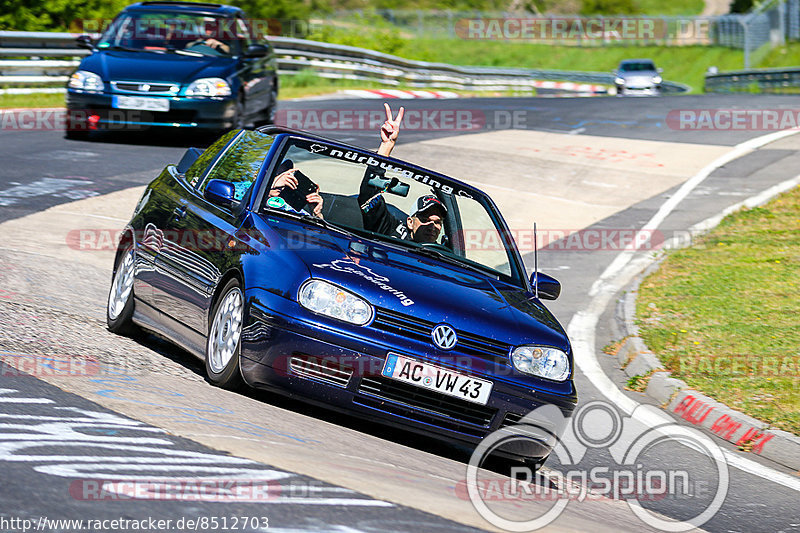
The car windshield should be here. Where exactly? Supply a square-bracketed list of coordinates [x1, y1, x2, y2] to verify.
[620, 61, 656, 72]
[97, 12, 242, 57]
[261, 136, 525, 285]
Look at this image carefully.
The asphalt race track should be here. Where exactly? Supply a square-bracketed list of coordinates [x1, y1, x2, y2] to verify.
[1, 94, 799, 533]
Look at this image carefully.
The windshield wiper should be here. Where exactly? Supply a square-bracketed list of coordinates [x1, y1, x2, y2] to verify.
[280, 211, 359, 240]
[105, 44, 158, 53]
[410, 246, 498, 277]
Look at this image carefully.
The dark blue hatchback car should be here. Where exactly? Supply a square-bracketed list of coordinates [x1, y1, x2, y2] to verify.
[107, 127, 577, 465]
[66, 1, 277, 137]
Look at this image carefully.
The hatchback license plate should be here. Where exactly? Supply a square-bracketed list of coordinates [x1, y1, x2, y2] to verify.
[381, 354, 492, 405]
[113, 96, 169, 112]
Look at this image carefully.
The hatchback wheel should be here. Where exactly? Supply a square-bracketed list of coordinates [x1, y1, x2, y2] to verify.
[107, 246, 137, 335]
[206, 279, 244, 388]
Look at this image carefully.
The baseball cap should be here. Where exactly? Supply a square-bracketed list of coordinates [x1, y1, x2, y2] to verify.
[411, 195, 447, 217]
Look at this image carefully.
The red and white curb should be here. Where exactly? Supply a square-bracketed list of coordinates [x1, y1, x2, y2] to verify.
[531, 80, 608, 93]
[341, 89, 460, 99]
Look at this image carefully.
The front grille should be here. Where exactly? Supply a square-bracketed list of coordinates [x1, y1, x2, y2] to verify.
[289, 355, 353, 387]
[371, 308, 510, 363]
[357, 375, 497, 429]
[112, 81, 179, 94]
[502, 411, 524, 427]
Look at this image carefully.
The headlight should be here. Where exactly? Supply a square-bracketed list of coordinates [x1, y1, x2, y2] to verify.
[298, 279, 373, 326]
[185, 77, 232, 97]
[614, 77, 625, 85]
[652, 75, 662, 84]
[511, 345, 570, 381]
[68, 70, 104, 92]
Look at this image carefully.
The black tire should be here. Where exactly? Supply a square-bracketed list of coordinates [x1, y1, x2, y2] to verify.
[107, 246, 137, 335]
[232, 95, 247, 130]
[205, 278, 244, 389]
[264, 78, 279, 125]
[65, 129, 90, 140]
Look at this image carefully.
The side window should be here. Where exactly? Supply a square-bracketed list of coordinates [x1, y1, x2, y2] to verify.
[454, 195, 512, 276]
[200, 130, 274, 202]
[184, 130, 239, 188]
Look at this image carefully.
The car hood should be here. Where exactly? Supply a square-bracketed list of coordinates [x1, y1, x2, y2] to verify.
[80, 50, 234, 85]
[257, 215, 568, 348]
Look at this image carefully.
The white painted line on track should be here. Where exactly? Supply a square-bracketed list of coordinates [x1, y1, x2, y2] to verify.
[590, 128, 800, 297]
[567, 129, 800, 493]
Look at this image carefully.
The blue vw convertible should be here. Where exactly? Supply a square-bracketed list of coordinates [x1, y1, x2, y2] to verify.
[107, 126, 577, 465]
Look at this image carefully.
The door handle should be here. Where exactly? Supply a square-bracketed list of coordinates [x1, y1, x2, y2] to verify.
[173, 206, 186, 220]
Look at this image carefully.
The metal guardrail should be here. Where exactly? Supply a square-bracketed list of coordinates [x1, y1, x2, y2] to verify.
[0, 30, 690, 94]
[705, 66, 800, 93]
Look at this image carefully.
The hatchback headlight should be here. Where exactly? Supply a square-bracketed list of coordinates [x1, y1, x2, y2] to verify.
[614, 77, 625, 85]
[511, 345, 570, 381]
[298, 279, 373, 326]
[68, 70, 104, 92]
[652, 75, 662, 84]
[185, 77, 232, 97]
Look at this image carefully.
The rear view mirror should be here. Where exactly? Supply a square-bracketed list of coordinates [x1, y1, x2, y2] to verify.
[244, 44, 268, 58]
[367, 175, 409, 197]
[204, 179, 235, 207]
[530, 272, 561, 300]
[176, 147, 203, 174]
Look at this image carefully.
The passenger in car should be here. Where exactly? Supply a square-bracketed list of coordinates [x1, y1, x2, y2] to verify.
[359, 104, 448, 244]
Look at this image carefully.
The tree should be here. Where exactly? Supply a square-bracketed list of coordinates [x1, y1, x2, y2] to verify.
[729, 0, 754, 13]
[580, 0, 640, 15]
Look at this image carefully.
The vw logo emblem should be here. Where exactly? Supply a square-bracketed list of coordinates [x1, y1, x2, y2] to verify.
[140, 83, 150, 92]
[431, 323, 457, 350]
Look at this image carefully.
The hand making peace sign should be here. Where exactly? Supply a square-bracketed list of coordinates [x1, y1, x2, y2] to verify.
[378, 103, 404, 155]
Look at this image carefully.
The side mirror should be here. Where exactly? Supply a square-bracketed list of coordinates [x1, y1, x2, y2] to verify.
[76, 35, 94, 50]
[244, 44, 268, 58]
[204, 179, 235, 207]
[530, 272, 561, 300]
[657, 67, 663, 73]
[176, 147, 203, 174]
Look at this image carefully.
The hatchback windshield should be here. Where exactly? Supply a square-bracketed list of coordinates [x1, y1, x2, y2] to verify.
[97, 12, 245, 57]
[257, 136, 525, 284]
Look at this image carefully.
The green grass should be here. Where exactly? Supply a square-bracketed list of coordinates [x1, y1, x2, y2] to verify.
[0, 92, 66, 109]
[636, 186, 800, 435]
[637, 0, 705, 15]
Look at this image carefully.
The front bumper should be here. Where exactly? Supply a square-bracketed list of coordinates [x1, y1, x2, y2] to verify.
[240, 289, 578, 460]
[66, 89, 236, 131]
